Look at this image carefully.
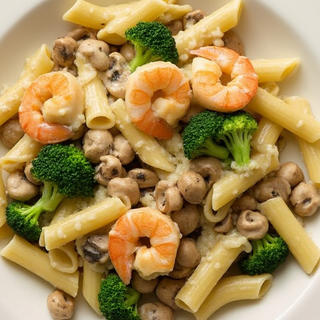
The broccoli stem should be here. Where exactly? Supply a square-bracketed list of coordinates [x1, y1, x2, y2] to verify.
[198, 137, 230, 160]
[41, 182, 65, 212]
[125, 287, 141, 310]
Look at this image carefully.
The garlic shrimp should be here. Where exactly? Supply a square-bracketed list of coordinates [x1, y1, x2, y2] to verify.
[125, 61, 191, 140]
[108, 207, 181, 285]
[19, 71, 85, 144]
[190, 46, 258, 112]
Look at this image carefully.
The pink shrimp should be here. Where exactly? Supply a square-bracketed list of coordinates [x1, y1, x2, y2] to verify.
[108, 207, 181, 285]
[190, 46, 258, 112]
[125, 61, 191, 140]
[19, 71, 85, 144]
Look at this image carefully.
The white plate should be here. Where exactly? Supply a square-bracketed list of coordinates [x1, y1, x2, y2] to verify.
[0, 0, 320, 319]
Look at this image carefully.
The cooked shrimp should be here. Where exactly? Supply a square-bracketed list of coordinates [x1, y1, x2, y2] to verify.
[19, 71, 85, 144]
[108, 207, 181, 285]
[125, 61, 191, 140]
[190, 46, 258, 112]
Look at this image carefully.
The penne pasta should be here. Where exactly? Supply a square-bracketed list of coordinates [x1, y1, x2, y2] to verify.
[1, 235, 80, 297]
[0, 44, 54, 126]
[0, 168, 8, 229]
[175, 231, 251, 313]
[42, 196, 129, 250]
[0, 134, 43, 173]
[248, 87, 320, 143]
[174, 0, 242, 62]
[260, 197, 320, 275]
[156, 4, 192, 24]
[251, 58, 300, 83]
[194, 274, 273, 320]
[110, 98, 175, 172]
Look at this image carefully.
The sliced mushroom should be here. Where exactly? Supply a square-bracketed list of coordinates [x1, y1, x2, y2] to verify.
[6, 170, 39, 201]
[176, 237, 201, 269]
[189, 156, 223, 190]
[275, 161, 305, 188]
[24, 162, 42, 185]
[127, 168, 160, 189]
[107, 177, 140, 205]
[171, 203, 200, 236]
[156, 277, 185, 310]
[82, 129, 113, 164]
[52, 36, 78, 67]
[47, 289, 75, 320]
[139, 302, 174, 320]
[119, 42, 135, 62]
[166, 20, 183, 36]
[0, 118, 24, 149]
[103, 52, 130, 99]
[290, 182, 320, 217]
[66, 26, 97, 41]
[111, 134, 135, 165]
[77, 38, 110, 71]
[236, 210, 269, 240]
[177, 171, 207, 204]
[252, 177, 291, 203]
[154, 180, 184, 214]
[81, 233, 109, 264]
[213, 213, 234, 234]
[222, 30, 245, 56]
[183, 10, 206, 29]
[95, 155, 123, 186]
[168, 263, 194, 279]
[131, 270, 159, 294]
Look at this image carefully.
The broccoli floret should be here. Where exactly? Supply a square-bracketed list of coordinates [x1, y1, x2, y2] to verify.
[182, 109, 230, 160]
[217, 110, 258, 166]
[125, 21, 179, 72]
[5, 143, 95, 242]
[239, 233, 290, 275]
[98, 273, 141, 320]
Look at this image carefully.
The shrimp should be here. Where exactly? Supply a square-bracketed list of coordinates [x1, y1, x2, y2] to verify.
[19, 71, 85, 144]
[108, 207, 181, 285]
[125, 61, 191, 140]
[190, 46, 258, 112]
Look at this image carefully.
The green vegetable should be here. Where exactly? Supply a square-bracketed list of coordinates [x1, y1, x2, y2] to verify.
[98, 273, 141, 320]
[182, 109, 230, 160]
[125, 21, 179, 72]
[5, 143, 95, 242]
[216, 110, 258, 166]
[239, 233, 290, 275]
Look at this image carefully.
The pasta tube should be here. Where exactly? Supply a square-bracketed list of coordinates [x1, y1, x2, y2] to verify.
[175, 231, 251, 313]
[260, 197, 320, 274]
[194, 274, 273, 320]
[0, 168, 8, 228]
[1, 235, 79, 297]
[248, 87, 320, 143]
[0, 44, 54, 126]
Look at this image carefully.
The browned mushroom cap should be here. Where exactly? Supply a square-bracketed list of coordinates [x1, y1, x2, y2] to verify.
[177, 171, 207, 204]
[131, 270, 160, 294]
[171, 203, 200, 236]
[0, 118, 24, 149]
[77, 38, 110, 71]
[156, 277, 186, 310]
[111, 134, 136, 165]
[119, 42, 136, 62]
[6, 170, 39, 201]
[66, 26, 97, 41]
[231, 192, 258, 214]
[107, 177, 140, 205]
[138, 301, 174, 320]
[154, 180, 184, 214]
[47, 289, 75, 320]
[252, 177, 291, 203]
[275, 161, 305, 188]
[168, 262, 194, 279]
[222, 30, 245, 56]
[166, 20, 183, 36]
[290, 181, 320, 217]
[95, 155, 123, 186]
[82, 129, 114, 164]
[127, 168, 160, 188]
[236, 210, 269, 240]
[176, 237, 201, 269]
[183, 9, 206, 29]
[52, 36, 78, 67]
[189, 157, 223, 190]
[24, 162, 42, 185]
[213, 213, 234, 234]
